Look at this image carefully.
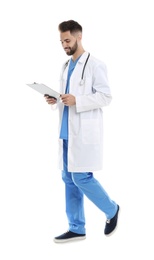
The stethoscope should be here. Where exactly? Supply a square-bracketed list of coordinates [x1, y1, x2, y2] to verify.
[80, 52, 90, 85]
[63, 52, 90, 86]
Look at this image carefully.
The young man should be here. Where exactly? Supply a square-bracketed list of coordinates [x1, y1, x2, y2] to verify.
[45, 20, 119, 243]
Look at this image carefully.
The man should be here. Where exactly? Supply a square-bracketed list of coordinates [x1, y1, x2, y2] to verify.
[45, 20, 119, 243]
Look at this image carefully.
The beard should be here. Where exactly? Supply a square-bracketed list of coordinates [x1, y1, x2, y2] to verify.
[65, 40, 78, 56]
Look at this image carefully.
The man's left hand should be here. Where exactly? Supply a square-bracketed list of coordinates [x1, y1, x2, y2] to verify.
[60, 94, 76, 106]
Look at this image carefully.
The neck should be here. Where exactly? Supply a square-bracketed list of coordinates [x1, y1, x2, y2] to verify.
[72, 48, 85, 61]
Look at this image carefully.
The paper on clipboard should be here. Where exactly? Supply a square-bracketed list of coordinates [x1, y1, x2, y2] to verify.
[27, 82, 60, 99]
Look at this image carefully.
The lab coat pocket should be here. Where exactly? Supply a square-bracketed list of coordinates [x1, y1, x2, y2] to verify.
[81, 119, 100, 144]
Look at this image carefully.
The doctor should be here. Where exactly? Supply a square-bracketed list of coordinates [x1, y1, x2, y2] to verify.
[45, 20, 119, 243]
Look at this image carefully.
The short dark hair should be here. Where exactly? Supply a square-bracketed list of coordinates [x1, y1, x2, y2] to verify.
[58, 20, 82, 34]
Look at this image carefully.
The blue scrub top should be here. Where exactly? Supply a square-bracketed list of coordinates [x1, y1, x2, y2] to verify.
[59, 57, 80, 140]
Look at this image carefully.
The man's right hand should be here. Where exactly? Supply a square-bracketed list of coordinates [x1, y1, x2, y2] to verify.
[44, 95, 57, 105]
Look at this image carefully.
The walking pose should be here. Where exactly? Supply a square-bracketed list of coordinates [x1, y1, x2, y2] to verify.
[45, 20, 119, 243]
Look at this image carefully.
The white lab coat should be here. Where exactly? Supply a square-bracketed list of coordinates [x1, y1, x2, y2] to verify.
[57, 51, 112, 172]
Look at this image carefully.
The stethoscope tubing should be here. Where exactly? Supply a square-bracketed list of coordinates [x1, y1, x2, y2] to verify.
[63, 52, 90, 86]
[81, 52, 90, 82]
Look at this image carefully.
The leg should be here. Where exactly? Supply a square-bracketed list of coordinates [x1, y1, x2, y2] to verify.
[62, 140, 86, 234]
[72, 172, 118, 219]
[62, 170, 86, 234]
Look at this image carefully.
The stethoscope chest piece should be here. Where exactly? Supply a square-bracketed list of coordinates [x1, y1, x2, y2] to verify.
[80, 79, 85, 86]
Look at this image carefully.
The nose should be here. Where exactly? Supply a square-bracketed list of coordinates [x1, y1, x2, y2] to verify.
[63, 42, 68, 49]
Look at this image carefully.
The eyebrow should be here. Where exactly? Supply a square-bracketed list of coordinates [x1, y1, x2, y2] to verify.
[60, 38, 70, 42]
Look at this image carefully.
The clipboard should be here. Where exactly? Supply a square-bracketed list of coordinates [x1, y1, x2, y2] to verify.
[27, 82, 60, 99]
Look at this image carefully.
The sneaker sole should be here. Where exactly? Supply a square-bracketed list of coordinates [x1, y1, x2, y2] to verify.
[54, 236, 86, 243]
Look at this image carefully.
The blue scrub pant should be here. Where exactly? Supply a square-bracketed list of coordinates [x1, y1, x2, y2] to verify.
[62, 140, 118, 234]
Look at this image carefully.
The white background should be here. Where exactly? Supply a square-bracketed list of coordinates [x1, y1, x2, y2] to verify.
[0, 0, 154, 259]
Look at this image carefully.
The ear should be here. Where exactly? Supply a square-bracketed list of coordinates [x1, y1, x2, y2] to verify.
[77, 32, 82, 41]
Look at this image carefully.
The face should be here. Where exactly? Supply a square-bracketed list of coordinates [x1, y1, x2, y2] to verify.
[60, 31, 79, 56]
